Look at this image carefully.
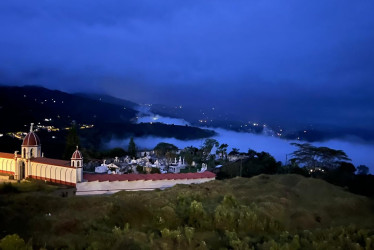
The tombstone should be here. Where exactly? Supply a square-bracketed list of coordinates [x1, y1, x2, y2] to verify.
[199, 163, 207, 173]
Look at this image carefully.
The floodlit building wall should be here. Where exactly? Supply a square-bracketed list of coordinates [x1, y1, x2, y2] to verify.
[28, 162, 77, 186]
[76, 177, 215, 195]
[0, 157, 16, 175]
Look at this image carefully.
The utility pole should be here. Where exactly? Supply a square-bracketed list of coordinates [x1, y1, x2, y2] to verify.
[240, 158, 242, 177]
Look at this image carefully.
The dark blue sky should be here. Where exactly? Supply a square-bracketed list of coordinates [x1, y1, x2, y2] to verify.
[1, 0, 373, 131]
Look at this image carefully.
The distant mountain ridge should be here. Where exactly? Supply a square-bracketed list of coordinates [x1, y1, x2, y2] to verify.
[0, 85, 137, 131]
[75, 92, 138, 109]
[151, 103, 374, 143]
[0, 85, 215, 157]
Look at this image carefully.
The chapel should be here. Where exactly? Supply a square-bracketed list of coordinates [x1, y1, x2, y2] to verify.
[0, 123, 83, 186]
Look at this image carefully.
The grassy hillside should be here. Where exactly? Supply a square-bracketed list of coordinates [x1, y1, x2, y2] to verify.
[1, 175, 374, 249]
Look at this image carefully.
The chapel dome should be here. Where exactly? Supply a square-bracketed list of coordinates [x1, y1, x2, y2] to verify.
[22, 123, 40, 146]
[71, 147, 83, 159]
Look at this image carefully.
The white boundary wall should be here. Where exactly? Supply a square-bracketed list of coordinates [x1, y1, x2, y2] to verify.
[0, 155, 77, 186]
[0, 157, 16, 175]
[76, 177, 215, 195]
[28, 162, 77, 186]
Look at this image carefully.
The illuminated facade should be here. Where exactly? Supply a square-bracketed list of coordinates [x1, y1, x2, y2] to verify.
[0, 124, 216, 194]
[0, 123, 83, 186]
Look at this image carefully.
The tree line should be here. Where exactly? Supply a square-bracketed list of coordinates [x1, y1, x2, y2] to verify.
[63, 127, 373, 197]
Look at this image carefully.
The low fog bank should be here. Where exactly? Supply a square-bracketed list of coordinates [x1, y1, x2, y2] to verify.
[135, 106, 190, 126]
[106, 127, 374, 174]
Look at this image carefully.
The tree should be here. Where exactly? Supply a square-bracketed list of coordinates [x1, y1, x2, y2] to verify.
[63, 125, 80, 160]
[290, 143, 318, 169]
[325, 162, 356, 186]
[247, 149, 256, 158]
[250, 151, 279, 175]
[216, 143, 228, 160]
[357, 165, 369, 175]
[154, 142, 178, 157]
[185, 152, 193, 166]
[0, 234, 29, 250]
[183, 146, 198, 166]
[231, 148, 240, 154]
[165, 151, 177, 164]
[317, 146, 351, 169]
[290, 143, 351, 170]
[217, 149, 280, 178]
[200, 139, 219, 159]
[338, 162, 356, 174]
[105, 147, 126, 158]
[128, 137, 137, 158]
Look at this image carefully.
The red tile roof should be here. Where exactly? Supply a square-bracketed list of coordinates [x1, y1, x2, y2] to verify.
[71, 149, 83, 159]
[32, 157, 74, 168]
[0, 152, 20, 159]
[83, 171, 216, 182]
[22, 132, 41, 146]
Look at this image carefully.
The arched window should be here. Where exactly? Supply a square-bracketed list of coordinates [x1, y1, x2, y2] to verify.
[23, 148, 26, 158]
[77, 161, 80, 167]
[72, 161, 75, 167]
[30, 148, 33, 158]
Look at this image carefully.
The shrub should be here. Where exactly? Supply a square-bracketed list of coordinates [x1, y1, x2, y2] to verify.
[150, 168, 161, 174]
[188, 200, 208, 229]
[184, 226, 195, 245]
[161, 228, 184, 245]
[214, 204, 236, 231]
[136, 165, 145, 174]
[0, 234, 30, 250]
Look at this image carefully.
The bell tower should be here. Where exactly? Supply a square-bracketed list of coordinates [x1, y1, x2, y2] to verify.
[71, 146, 83, 182]
[21, 123, 41, 159]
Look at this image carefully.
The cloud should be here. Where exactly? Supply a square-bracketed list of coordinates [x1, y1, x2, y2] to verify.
[0, 0, 373, 131]
[106, 128, 374, 174]
[106, 115, 374, 173]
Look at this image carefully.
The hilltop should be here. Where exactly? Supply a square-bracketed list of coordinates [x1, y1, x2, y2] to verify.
[0, 174, 373, 249]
